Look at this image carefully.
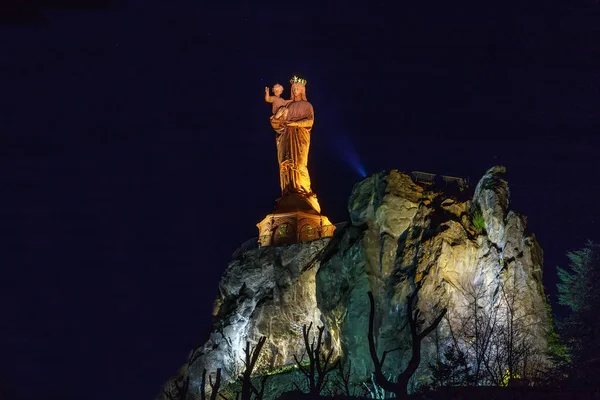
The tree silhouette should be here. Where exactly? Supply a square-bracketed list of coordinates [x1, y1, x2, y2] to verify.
[368, 281, 447, 397]
[163, 346, 221, 400]
[429, 270, 549, 388]
[239, 336, 268, 400]
[557, 241, 600, 386]
[293, 323, 339, 396]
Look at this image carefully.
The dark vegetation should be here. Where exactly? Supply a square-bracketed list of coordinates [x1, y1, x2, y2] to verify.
[292, 323, 339, 396]
[166, 241, 600, 400]
[554, 241, 600, 389]
[2, 244, 593, 400]
[368, 284, 446, 397]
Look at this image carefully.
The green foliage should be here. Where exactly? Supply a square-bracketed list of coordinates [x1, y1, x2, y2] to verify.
[500, 369, 520, 387]
[557, 242, 600, 313]
[219, 380, 242, 400]
[545, 303, 571, 366]
[265, 362, 307, 376]
[471, 208, 486, 233]
[547, 328, 571, 364]
[556, 241, 600, 368]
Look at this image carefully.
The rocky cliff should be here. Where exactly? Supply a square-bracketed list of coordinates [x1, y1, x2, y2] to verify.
[160, 166, 550, 399]
[316, 166, 548, 387]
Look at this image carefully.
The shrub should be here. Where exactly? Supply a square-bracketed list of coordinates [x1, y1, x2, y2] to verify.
[471, 209, 485, 233]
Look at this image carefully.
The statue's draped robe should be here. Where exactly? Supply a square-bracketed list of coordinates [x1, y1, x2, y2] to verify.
[271, 100, 315, 198]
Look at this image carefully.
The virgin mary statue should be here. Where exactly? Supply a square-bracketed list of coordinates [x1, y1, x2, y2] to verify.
[269, 76, 321, 214]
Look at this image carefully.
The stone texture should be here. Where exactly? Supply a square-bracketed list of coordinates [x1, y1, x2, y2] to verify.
[315, 166, 548, 386]
[177, 239, 331, 398]
[159, 166, 550, 399]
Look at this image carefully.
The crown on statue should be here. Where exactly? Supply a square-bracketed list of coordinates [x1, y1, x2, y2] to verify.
[290, 76, 307, 86]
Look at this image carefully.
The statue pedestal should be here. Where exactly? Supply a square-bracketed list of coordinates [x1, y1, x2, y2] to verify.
[257, 211, 335, 247]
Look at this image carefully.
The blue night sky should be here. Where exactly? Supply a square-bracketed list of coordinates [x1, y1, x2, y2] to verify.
[1, 0, 599, 398]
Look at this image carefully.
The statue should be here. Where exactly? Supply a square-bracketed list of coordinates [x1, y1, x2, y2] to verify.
[268, 76, 321, 214]
[257, 75, 334, 247]
[264, 83, 292, 115]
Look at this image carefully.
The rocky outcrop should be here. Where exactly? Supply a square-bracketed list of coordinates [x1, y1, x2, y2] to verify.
[179, 240, 331, 397]
[316, 167, 549, 386]
[160, 166, 550, 399]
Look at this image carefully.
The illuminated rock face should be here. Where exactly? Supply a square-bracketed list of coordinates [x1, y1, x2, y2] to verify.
[316, 166, 549, 385]
[162, 167, 549, 399]
[183, 239, 331, 396]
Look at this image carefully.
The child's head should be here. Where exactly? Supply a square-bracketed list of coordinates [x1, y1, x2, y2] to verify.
[272, 84, 284, 96]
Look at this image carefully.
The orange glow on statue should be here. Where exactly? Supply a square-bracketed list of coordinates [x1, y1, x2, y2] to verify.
[257, 75, 334, 247]
[268, 77, 321, 214]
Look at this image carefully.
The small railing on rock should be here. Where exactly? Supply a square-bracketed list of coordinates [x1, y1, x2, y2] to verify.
[412, 171, 437, 185]
[411, 171, 470, 189]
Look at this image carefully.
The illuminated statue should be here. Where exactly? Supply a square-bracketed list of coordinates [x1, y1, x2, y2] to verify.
[269, 76, 321, 213]
[257, 75, 334, 247]
[264, 83, 291, 115]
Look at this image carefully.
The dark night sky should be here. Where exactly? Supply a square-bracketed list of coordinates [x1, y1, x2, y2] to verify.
[1, 1, 599, 399]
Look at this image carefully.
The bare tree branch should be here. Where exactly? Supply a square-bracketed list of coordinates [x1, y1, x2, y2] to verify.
[239, 337, 267, 400]
[368, 287, 447, 397]
[293, 323, 339, 395]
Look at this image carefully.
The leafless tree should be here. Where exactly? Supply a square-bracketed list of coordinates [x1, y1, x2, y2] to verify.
[293, 323, 339, 396]
[368, 279, 447, 398]
[163, 367, 222, 400]
[483, 271, 545, 385]
[436, 271, 547, 387]
[163, 344, 215, 400]
[332, 358, 357, 396]
[441, 278, 499, 386]
[239, 336, 268, 400]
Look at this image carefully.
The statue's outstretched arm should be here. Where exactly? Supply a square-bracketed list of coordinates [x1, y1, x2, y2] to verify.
[264, 87, 273, 103]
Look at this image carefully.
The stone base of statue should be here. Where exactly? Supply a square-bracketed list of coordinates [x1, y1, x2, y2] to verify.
[258, 76, 336, 247]
[257, 193, 335, 247]
[257, 211, 335, 247]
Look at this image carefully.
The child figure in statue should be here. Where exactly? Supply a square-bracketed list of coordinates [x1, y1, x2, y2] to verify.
[264, 83, 291, 115]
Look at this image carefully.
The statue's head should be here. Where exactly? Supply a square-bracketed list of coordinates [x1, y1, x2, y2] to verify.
[272, 83, 284, 96]
[290, 76, 308, 101]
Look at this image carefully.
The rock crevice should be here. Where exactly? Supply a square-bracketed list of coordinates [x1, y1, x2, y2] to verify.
[160, 167, 550, 399]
